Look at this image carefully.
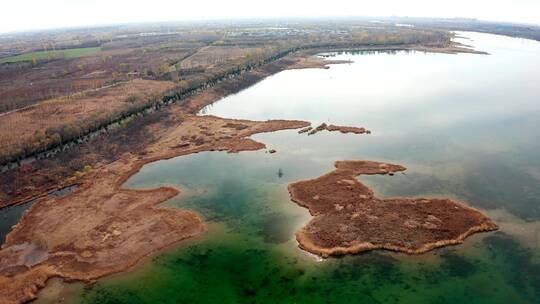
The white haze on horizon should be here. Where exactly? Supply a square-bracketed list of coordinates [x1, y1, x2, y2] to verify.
[1, 0, 539, 33]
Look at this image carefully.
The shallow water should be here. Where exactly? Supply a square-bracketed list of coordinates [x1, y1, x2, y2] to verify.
[0, 199, 36, 244]
[41, 32, 540, 303]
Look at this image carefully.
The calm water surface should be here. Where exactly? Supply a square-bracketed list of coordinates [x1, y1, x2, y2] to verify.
[39, 32, 540, 303]
[0, 199, 35, 244]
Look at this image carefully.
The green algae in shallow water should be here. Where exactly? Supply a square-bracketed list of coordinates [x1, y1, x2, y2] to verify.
[78, 233, 538, 304]
[483, 232, 540, 301]
[79, 231, 405, 304]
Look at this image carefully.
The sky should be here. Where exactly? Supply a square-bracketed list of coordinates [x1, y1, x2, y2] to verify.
[1, 0, 539, 33]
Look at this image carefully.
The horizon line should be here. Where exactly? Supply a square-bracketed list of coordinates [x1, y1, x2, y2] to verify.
[1, 15, 539, 36]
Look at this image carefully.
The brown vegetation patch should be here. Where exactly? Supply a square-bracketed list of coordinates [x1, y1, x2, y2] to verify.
[287, 56, 353, 70]
[0, 79, 175, 163]
[288, 160, 498, 257]
[326, 124, 370, 134]
[306, 123, 370, 136]
[0, 46, 192, 112]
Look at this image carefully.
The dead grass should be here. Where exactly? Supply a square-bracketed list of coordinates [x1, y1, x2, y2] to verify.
[0, 79, 175, 160]
[179, 46, 270, 69]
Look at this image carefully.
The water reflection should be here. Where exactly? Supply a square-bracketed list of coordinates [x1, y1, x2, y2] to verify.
[0, 199, 36, 244]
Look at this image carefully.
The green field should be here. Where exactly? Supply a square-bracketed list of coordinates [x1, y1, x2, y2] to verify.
[0, 47, 101, 64]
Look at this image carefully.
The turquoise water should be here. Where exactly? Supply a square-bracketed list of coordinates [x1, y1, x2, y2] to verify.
[41, 32, 540, 303]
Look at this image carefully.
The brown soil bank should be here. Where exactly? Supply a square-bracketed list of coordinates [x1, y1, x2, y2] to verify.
[0, 115, 309, 304]
[288, 160, 498, 257]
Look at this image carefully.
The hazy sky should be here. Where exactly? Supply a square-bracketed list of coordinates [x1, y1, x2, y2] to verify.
[1, 0, 539, 33]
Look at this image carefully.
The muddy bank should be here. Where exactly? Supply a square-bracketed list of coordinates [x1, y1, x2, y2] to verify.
[0, 115, 309, 304]
[288, 160, 498, 257]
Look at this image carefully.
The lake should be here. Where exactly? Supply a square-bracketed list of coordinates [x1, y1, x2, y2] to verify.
[37, 32, 540, 303]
